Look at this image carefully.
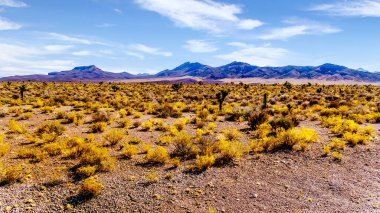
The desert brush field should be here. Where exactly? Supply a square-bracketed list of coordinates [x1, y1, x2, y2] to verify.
[0, 82, 379, 212]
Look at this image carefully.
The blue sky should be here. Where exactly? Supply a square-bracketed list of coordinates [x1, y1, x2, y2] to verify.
[1, 0, 380, 76]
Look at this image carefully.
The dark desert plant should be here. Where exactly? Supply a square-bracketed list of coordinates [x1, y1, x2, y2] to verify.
[216, 89, 229, 111]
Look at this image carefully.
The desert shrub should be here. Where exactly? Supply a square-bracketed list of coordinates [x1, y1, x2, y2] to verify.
[76, 165, 97, 177]
[140, 120, 154, 131]
[42, 142, 63, 156]
[256, 123, 272, 138]
[343, 132, 371, 145]
[19, 112, 33, 120]
[146, 146, 170, 164]
[220, 128, 242, 141]
[90, 122, 107, 133]
[80, 177, 104, 196]
[36, 122, 65, 137]
[92, 111, 112, 123]
[173, 118, 190, 131]
[80, 145, 115, 172]
[172, 131, 198, 157]
[119, 117, 131, 129]
[17, 147, 36, 159]
[322, 145, 331, 156]
[133, 112, 142, 118]
[9, 119, 27, 134]
[122, 143, 138, 158]
[195, 154, 216, 170]
[157, 103, 182, 118]
[330, 138, 346, 150]
[41, 106, 55, 114]
[2, 165, 24, 183]
[251, 128, 319, 153]
[103, 129, 125, 146]
[141, 143, 152, 153]
[0, 134, 10, 157]
[247, 111, 268, 130]
[332, 151, 343, 161]
[277, 128, 319, 151]
[158, 134, 172, 145]
[216, 140, 246, 162]
[269, 116, 300, 131]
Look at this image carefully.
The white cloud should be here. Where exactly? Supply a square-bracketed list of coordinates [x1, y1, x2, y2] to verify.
[0, 17, 21, 30]
[0, 43, 75, 76]
[72, 50, 96, 56]
[183, 40, 218, 53]
[311, 0, 380, 17]
[216, 43, 289, 66]
[134, 0, 263, 33]
[0, 0, 27, 7]
[44, 45, 73, 53]
[96, 23, 116, 28]
[129, 43, 172, 57]
[259, 19, 341, 40]
[237, 19, 263, 30]
[127, 51, 145, 60]
[72, 50, 114, 57]
[113, 8, 122, 14]
[48, 33, 106, 45]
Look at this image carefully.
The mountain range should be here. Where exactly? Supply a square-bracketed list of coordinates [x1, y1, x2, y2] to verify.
[2, 62, 380, 82]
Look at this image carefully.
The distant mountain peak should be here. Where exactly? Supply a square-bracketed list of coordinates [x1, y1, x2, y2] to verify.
[72, 65, 100, 72]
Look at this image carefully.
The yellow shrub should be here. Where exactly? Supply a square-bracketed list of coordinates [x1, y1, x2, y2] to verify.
[81, 177, 103, 196]
[343, 132, 371, 145]
[0, 134, 10, 157]
[77, 165, 97, 177]
[278, 128, 319, 151]
[220, 128, 242, 141]
[322, 145, 331, 156]
[146, 146, 170, 164]
[158, 134, 172, 145]
[122, 143, 138, 158]
[42, 142, 63, 156]
[141, 143, 152, 154]
[103, 129, 125, 146]
[140, 120, 154, 131]
[330, 138, 346, 150]
[195, 154, 215, 170]
[145, 170, 158, 182]
[89, 122, 107, 133]
[41, 106, 55, 114]
[256, 123, 272, 139]
[80, 145, 115, 172]
[17, 147, 36, 159]
[2, 165, 23, 183]
[172, 131, 198, 157]
[133, 112, 142, 118]
[332, 151, 343, 161]
[216, 140, 246, 162]
[36, 121, 65, 137]
[9, 119, 27, 134]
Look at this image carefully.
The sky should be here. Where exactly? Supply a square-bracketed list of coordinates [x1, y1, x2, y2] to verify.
[1, 0, 380, 76]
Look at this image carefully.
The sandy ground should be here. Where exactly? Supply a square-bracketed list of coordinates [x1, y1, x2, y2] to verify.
[0, 107, 379, 213]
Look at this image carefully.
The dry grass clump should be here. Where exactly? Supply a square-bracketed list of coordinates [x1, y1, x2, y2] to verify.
[250, 127, 319, 153]
[146, 146, 170, 164]
[0, 134, 10, 157]
[9, 119, 27, 134]
[121, 143, 139, 159]
[80, 177, 104, 196]
[103, 129, 126, 146]
[89, 122, 107, 133]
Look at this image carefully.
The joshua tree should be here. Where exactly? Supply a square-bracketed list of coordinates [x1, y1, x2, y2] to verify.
[172, 83, 183, 93]
[19, 84, 27, 101]
[284, 81, 292, 91]
[216, 89, 229, 111]
[111, 85, 120, 92]
[262, 93, 268, 109]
